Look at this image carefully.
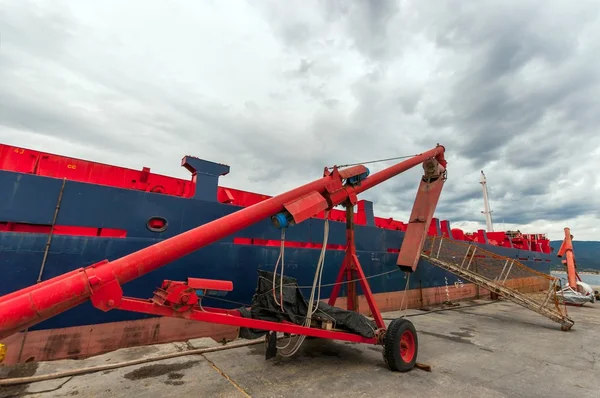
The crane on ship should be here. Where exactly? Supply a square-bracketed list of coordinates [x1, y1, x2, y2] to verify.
[0, 145, 448, 372]
[480, 170, 494, 232]
[478, 172, 592, 306]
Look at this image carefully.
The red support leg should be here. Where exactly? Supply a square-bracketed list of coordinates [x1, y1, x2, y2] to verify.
[352, 253, 385, 329]
[346, 263, 358, 311]
[346, 207, 359, 312]
[327, 260, 346, 307]
[327, 204, 385, 329]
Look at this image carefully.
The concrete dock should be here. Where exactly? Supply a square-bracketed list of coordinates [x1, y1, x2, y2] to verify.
[1, 298, 599, 397]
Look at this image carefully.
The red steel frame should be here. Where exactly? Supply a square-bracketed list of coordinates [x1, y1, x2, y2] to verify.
[0, 145, 447, 351]
[105, 218, 388, 345]
[327, 206, 385, 329]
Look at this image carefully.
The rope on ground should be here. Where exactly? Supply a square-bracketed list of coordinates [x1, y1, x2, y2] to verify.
[0, 337, 284, 387]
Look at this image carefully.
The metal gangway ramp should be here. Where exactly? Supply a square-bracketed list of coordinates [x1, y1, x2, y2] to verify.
[421, 235, 575, 331]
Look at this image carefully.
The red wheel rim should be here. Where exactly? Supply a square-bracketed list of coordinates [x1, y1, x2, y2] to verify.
[400, 329, 415, 362]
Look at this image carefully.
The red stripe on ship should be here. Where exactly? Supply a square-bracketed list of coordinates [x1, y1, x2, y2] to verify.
[0, 143, 554, 254]
[0, 222, 127, 238]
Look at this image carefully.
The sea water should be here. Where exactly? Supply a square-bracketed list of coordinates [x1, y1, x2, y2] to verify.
[551, 271, 600, 288]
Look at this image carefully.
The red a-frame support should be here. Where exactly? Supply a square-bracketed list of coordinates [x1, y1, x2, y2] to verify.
[327, 205, 385, 329]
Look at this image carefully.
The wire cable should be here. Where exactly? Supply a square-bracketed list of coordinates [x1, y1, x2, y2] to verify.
[329, 154, 419, 169]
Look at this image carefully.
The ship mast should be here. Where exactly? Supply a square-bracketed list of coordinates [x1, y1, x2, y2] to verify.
[480, 170, 494, 232]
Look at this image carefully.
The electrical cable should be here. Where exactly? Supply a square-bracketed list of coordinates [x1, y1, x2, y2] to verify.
[272, 228, 286, 311]
[278, 212, 330, 357]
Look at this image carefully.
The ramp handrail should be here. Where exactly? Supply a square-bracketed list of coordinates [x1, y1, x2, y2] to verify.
[421, 236, 574, 331]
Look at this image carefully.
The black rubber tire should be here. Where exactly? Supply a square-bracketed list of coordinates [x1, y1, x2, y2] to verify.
[383, 318, 418, 372]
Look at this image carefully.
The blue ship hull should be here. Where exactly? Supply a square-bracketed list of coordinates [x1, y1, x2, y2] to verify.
[0, 167, 557, 334]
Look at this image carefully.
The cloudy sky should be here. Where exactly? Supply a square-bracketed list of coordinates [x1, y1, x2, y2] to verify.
[1, 0, 599, 241]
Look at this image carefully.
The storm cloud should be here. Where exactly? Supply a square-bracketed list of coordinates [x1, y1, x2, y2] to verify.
[1, 0, 599, 240]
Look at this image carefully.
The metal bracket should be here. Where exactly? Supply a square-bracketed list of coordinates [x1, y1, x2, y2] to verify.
[90, 278, 124, 312]
[86, 260, 125, 312]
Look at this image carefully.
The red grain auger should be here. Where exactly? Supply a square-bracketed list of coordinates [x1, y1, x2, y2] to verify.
[0, 144, 447, 372]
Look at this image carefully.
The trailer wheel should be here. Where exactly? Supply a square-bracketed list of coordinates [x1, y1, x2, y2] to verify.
[383, 318, 418, 372]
